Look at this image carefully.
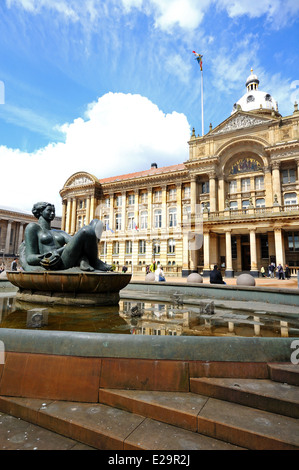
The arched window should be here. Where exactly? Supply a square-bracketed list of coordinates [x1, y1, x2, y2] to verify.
[284, 193, 297, 205]
[168, 239, 176, 253]
[256, 198, 265, 208]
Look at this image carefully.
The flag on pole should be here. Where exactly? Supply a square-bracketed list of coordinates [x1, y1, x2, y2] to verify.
[133, 221, 139, 231]
[192, 51, 203, 71]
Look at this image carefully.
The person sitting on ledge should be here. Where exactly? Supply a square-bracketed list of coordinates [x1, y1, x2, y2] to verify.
[209, 265, 226, 285]
[19, 201, 112, 272]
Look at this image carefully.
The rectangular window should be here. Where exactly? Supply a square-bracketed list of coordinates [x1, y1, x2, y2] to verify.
[153, 190, 162, 202]
[229, 180, 237, 193]
[287, 232, 299, 251]
[103, 215, 109, 230]
[115, 195, 122, 207]
[140, 211, 148, 229]
[154, 210, 162, 228]
[241, 178, 250, 192]
[127, 194, 135, 206]
[183, 186, 190, 198]
[255, 176, 264, 190]
[230, 201, 238, 210]
[140, 192, 148, 204]
[125, 240, 132, 254]
[115, 213, 122, 231]
[282, 169, 296, 184]
[113, 241, 119, 255]
[169, 208, 177, 227]
[139, 240, 146, 254]
[168, 188, 177, 200]
[127, 212, 134, 230]
[202, 181, 209, 194]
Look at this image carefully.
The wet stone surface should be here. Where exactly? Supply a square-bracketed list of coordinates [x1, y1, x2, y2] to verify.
[0, 411, 96, 450]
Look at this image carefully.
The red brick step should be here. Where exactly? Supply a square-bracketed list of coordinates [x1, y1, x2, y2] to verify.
[190, 377, 299, 418]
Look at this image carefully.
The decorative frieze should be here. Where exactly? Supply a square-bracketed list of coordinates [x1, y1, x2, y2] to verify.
[213, 114, 268, 135]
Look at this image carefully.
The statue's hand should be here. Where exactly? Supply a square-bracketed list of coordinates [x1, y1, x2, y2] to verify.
[40, 251, 61, 269]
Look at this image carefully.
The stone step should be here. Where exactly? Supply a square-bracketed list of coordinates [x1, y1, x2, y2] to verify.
[0, 395, 241, 451]
[190, 377, 299, 418]
[99, 388, 299, 450]
[268, 364, 299, 386]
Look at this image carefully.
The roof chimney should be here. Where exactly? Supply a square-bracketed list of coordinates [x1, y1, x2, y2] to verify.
[151, 163, 158, 169]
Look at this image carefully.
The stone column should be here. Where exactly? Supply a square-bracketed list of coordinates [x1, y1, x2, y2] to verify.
[17, 223, 24, 251]
[90, 195, 96, 222]
[147, 188, 152, 233]
[162, 185, 167, 230]
[134, 190, 139, 228]
[236, 235, 242, 272]
[264, 167, 273, 207]
[70, 198, 77, 235]
[86, 196, 91, 225]
[271, 161, 281, 206]
[274, 227, 285, 267]
[65, 198, 72, 233]
[61, 201, 66, 231]
[249, 229, 259, 277]
[203, 230, 210, 276]
[209, 171, 217, 213]
[225, 230, 234, 277]
[176, 183, 182, 229]
[209, 232, 218, 266]
[218, 178, 225, 212]
[109, 194, 114, 231]
[5, 221, 12, 253]
[190, 176, 197, 216]
[121, 192, 126, 232]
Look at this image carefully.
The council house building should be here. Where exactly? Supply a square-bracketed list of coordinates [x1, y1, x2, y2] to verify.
[60, 70, 299, 278]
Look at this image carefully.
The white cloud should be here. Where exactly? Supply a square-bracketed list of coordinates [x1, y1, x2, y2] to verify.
[1, 93, 190, 216]
[7, 0, 298, 32]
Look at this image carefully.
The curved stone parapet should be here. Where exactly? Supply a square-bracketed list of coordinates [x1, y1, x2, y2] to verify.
[6, 270, 132, 306]
[6, 270, 131, 294]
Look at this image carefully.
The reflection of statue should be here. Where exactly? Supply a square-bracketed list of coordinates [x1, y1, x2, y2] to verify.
[20, 202, 112, 272]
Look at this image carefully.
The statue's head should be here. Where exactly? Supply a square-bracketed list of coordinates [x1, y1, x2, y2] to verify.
[32, 202, 55, 220]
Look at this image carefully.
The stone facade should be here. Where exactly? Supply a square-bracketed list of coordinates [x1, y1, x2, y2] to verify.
[59, 73, 299, 277]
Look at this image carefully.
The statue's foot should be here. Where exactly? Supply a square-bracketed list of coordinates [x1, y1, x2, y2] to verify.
[80, 258, 95, 272]
[95, 259, 112, 271]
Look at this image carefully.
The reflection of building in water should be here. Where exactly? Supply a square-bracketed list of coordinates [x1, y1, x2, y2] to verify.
[60, 71, 299, 278]
[118, 300, 299, 338]
[119, 300, 185, 336]
[0, 293, 16, 322]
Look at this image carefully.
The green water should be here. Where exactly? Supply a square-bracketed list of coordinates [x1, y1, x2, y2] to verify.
[1, 292, 299, 338]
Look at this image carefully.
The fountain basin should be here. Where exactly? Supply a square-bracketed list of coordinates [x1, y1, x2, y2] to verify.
[6, 270, 131, 306]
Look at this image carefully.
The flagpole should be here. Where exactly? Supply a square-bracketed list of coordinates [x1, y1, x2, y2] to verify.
[201, 68, 204, 136]
[192, 51, 204, 136]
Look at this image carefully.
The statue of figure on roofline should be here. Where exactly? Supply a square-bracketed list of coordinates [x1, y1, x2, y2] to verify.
[19, 201, 112, 272]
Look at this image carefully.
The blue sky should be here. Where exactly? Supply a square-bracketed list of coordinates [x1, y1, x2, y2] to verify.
[0, 0, 299, 215]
